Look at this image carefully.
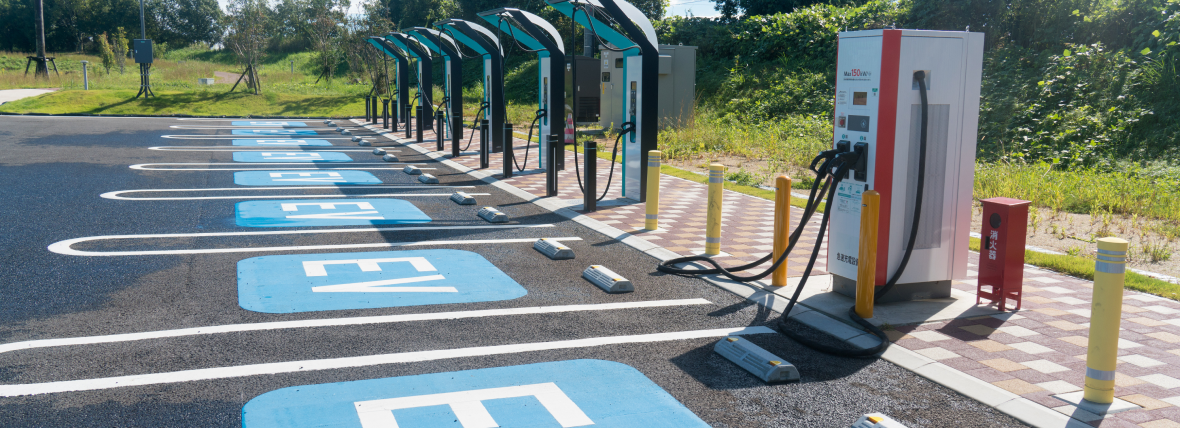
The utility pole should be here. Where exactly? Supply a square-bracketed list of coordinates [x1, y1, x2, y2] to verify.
[26, 0, 52, 79]
[139, 0, 146, 39]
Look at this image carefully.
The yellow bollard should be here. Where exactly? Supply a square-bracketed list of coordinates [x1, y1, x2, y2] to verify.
[771, 175, 792, 287]
[645, 150, 662, 231]
[855, 190, 881, 318]
[705, 164, 725, 255]
[1083, 237, 1129, 404]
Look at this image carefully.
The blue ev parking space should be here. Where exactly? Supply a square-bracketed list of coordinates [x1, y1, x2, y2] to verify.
[0, 116, 1029, 428]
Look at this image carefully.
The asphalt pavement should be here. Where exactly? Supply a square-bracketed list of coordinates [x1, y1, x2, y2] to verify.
[0, 115, 1030, 427]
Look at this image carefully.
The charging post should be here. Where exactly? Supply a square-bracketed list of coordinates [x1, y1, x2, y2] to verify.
[385, 33, 433, 146]
[479, 8, 567, 190]
[545, 0, 659, 203]
[366, 36, 410, 134]
[826, 30, 984, 303]
[436, 19, 505, 172]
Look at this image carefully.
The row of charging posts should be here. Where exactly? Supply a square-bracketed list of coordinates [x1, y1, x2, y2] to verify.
[237, 1, 750, 425]
[357, 0, 660, 210]
[347, 1, 907, 426]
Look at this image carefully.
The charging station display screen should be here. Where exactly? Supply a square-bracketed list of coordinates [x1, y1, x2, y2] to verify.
[853, 92, 868, 105]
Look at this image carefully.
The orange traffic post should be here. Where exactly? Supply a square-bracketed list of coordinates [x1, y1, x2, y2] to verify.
[855, 190, 880, 318]
[771, 175, 792, 287]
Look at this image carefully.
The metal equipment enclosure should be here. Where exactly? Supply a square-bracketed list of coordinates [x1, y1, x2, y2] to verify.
[600, 44, 696, 129]
[567, 55, 600, 125]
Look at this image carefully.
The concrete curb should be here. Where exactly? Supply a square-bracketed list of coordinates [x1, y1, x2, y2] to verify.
[352, 120, 1086, 427]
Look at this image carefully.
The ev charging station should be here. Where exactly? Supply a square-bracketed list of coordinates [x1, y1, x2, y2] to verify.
[435, 19, 505, 173]
[385, 33, 432, 143]
[478, 7, 566, 197]
[826, 30, 984, 302]
[366, 36, 410, 132]
[545, 0, 659, 202]
[407, 27, 463, 157]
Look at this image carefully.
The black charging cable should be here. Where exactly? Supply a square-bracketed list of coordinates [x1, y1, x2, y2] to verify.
[512, 109, 545, 171]
[570, 122, 633, 201]
[463, 102, 489, 151]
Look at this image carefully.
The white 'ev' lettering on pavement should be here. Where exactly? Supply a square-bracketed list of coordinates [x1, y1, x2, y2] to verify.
[302, 257, 454, 293]
[353, 383, 593, 428]
[255, 140, 310, 145]
[261, 152, 323, 159]
[281, 202, 384, 220]
[268, 172, 345, 182]
[302, 258, 436, 276]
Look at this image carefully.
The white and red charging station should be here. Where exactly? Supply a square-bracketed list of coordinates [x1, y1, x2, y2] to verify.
[827, 29, 985, 302]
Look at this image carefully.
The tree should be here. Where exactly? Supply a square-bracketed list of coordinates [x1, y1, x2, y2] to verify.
[345, 7, 393, 94]
[152, 0, 224, 46]
[713, 0, 847, 21]
[224, 0, 272, 94]
[97, 32, 115, 74]
[113, 27, 128, 74]
[308, 0, 348, 83]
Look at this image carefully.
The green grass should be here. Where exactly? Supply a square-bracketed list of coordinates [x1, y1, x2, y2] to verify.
[975, 161, 1180, 222]
[657, 109, 832, 180]
[0, 89, 363, 117]
[0, 50, 372, 117]
[968, 237, 1180, 301]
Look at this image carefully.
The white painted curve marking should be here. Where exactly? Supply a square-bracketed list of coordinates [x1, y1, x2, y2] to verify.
[48, 225, 569, 256]
[101, 186, 472, 200]
[0, 326, 773, 397]
[102, 187, 487, 201]
[0, 299, 711, 356]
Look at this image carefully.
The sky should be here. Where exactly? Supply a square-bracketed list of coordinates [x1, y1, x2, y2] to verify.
[666, 0, 720, 17]
[217, 0, 720, 18]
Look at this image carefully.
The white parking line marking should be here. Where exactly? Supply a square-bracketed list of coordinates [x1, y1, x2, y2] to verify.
[130, 163, 432, 171]
[0, 299, 712, 356]
[161, 135, 355, 140]
[149, 147, 385, 152]
[49, 226, 573, 256]
[0, 326, 774, 397]
[102, 186, 485, 201]
[168, 126, 338, 130]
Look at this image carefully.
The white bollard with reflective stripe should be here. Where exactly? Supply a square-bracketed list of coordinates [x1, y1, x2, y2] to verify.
[1083, 237, 1128, 404]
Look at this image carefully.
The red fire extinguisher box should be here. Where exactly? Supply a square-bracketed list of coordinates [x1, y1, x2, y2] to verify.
[977, 197, 1031, 311]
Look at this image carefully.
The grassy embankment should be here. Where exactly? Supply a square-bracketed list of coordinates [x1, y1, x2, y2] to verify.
[0, 49, 369, 116]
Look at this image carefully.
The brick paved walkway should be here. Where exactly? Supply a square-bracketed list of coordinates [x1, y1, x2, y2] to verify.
[402, 125, 1180, 426]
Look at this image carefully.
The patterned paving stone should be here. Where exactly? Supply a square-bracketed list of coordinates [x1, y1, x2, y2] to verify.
[425, 128, 1180, 426]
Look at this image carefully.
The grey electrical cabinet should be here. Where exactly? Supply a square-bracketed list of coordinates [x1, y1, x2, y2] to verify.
[565, 55, 600, 125]
[133, 39, 153, 64]
[598, 44, 697, 130]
